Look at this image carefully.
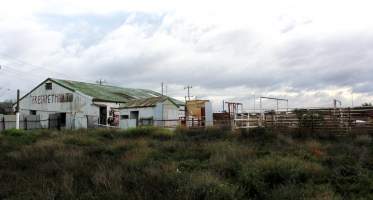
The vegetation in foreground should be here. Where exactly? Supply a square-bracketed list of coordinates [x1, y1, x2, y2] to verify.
[0, 127, 373, 200]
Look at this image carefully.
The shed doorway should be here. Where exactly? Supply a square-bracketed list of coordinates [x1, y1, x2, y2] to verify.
[99, 106, 107, 125]
[130, 111, 139, 127]
[48, 113, 66, 129]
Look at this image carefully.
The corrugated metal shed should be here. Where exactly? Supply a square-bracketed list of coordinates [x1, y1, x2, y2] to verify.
[50, 78, 184, 105]
[120, 96, 180, 108]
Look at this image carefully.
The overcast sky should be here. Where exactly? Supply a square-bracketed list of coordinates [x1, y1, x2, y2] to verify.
[0, 0, 372, 111]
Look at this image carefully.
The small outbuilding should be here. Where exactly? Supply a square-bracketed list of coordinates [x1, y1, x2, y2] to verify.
[119, 96, 180, 129]
[185, 100, 213, 127]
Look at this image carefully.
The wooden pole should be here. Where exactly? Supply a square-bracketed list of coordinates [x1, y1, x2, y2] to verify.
[16, 89, 20, 129]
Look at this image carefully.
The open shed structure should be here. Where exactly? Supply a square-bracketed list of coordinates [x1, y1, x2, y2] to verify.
[119, 96, 180, 129]
[184, 100, 213, 127]
[17, 78, 183, 129]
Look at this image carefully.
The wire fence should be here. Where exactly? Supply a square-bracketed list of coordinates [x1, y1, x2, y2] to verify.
[0, 114, 101, 131]
[1, 107, 373, 135]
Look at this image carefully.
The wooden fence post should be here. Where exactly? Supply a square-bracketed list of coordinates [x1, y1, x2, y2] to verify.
[2, 117, 5, 130]
[311, 111, 314, 134]
[348, 107, 351, 134]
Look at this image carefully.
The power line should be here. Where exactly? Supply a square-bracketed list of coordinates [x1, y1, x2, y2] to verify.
[0, 65, 41, 84]
[0, 63, 60, 83]
[0, 54, 104, 84]
[184, 85, 192, 100]
[0, 53, 72, 78]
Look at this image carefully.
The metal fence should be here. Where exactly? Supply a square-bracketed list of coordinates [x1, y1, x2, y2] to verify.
[2, 107, 373, 135]
[0, 114, 100, 131]
[213, 107, 373, 135]
[0, 114, 42, 131]
[147, 107, 373, 135]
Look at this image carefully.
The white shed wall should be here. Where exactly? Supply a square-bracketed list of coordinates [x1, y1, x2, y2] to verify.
[119, 100, 180, 129]
[119, 107, 155, 129]
[18, 81, 101, 128]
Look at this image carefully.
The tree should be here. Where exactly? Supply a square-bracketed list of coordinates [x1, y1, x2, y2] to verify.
[362, 102, 372, 107]
[0, 100, 14, 114]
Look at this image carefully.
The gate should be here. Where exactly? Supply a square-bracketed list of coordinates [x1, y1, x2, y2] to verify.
[48, 113, 66, 129]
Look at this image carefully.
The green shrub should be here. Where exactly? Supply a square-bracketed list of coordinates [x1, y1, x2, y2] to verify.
[0, 129, 40, 146]
[88, 128, 118, 140]
[1, 128, 373, 199]
[354, 134, 372, 146]
[63, 136, 99, 146]
[268, 184, 341, 200]
[176, 127, 229, 141]
[207, 141, 255, 180]
[238, 156, 327, 199]
[120, 126, 159, 138]
[181, 172, 237, 200]
[151, 128, 175, 140]
[1, 128, 26, 136]
[239, 127, 276, 144]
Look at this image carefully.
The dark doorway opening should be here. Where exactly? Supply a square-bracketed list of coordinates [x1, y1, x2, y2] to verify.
[60, 113, 66, 128]
[201, 107, 206, 126]
[130, 111, 139, 127]
[99, 106, 107, 125]
[48, 113, 66, 129]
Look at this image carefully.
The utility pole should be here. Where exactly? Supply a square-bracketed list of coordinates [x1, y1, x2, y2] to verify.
[161, 82, 164, 96]
[351, 92, 354, 107]
[253, 95, 256, 113]
[96, 79, 106, 85]
[184, 85, 192, 101]
[161, 82, 164, 126]
[16, 89, 20, 129]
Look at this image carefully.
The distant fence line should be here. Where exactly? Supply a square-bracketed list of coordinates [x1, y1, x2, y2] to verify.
[0, 114, 100, 131]
[0, 114, 42, 131]
[1, 107, 373, 134]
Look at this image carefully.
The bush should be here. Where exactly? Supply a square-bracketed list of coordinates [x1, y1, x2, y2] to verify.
[239, 127, 276, 144]
[268, 184, 341, 200]
[176, 127, 229, 141]
[63, 135, 100, 146]
[1, 128, 373, 199]
[180, 172, 237, 200]
[354, 134, 372, 146]
[120, 126, 159, 138]
[151, 128, 175, 140]
[238, 156, 327, 199]
[1, 128, 26, 136]
[0, 129, 40, 146]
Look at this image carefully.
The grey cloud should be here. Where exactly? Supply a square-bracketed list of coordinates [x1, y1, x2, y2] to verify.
[1, 10, 373, 107]
[275, 33, 373, 92]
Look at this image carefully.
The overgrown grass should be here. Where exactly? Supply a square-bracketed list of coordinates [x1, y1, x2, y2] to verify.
[0, 127, 373, 199]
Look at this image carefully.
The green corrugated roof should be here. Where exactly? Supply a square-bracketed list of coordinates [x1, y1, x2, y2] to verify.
[120, 96, 179, 108]
[50, 78, 184, 105]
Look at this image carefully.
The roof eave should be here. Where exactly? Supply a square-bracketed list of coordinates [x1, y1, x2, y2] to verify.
[119, 105, 156, 109]
[93, 98, 128, 103]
